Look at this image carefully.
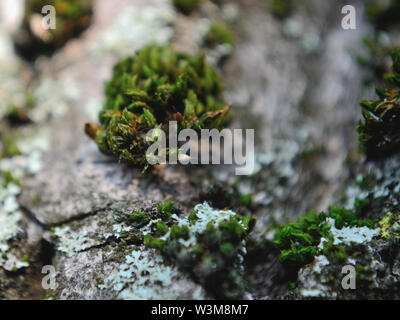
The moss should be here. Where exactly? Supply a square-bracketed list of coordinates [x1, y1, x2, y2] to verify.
[157, 200, 176, 218]
[0, 132, 20, 158]
[358, 47, 400, 158]
[128, 211, 149, 225]
[274, 203, 377, 269]
[173, 0, 201, 15]
[156, 221, 169, 236]
[144, 202, 256, 299]
[85, 45, 230, 169]
[143, 234, 167, 253]
[268, 0, 293, 19]
[274, 210, 327, 267]
[15, 0, 93, 59]
[170, 224, 190, 240]
[366, 0, 400, 31]
[0, 171, 20, 188]
[204, 23, 234, 47]
[357, 35, 393, 81]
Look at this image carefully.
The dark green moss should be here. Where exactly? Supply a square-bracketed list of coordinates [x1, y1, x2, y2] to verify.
[85, 45, 230, 169]
[128, 211, 149, 225]
[268, 0, 293, 19]
[173, 0, 201, 15]
[156, 221, 169, 236]
[274, 203, 377, 269]
[358, 47, 400, 158]
[366, 0, 400, 31]
[157, 200, 176, 218]
[144, 204, 256, 299]
[15, 0, 93, 60]
[357, 35, 393, 82]
[143, 234, 167, 253]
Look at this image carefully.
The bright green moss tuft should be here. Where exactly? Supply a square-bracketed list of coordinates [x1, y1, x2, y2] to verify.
[85, 45, 230, 169]
[274, 204, 376, 268]
[358, 47, 400, 158]
[170, 224, 190, 240]
[156, 221, 169, 236]
[274, 210, 327, 267]
[144, 234, 167, 253]
[204, 23, 234, 47]
[157, 200, 176, 218]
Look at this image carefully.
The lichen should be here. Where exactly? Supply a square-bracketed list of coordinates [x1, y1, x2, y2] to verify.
[53, 226, 91, 258]
[85, 45, 231, 169]
[378, 212, 400, 240]
[143, 202, 256, 299]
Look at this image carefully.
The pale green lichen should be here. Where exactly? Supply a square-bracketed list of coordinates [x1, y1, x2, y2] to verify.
[53, 226, 91, 258]
[102, 248, 205, 300]
[379, 212, 400, 240]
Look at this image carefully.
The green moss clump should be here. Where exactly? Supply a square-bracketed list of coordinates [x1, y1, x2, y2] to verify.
[204, 23, 234, 47]
[173, 0, 201, 15]
[157, 200, 178, 218]
[274, 204, 376, 269]
[144, 203, 256, 299]
[366, 0, 400, 31]
[156, 221, 169, 236]
[128, 211, 149, 225]
[358, 47, 400, 158]
[144, 234, 167, 253]
[274, 210, 328, 268]
[15, 0, 93, 59]
[85, 45, 230, 169]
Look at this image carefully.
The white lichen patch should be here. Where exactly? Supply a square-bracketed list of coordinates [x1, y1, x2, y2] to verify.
[29, 77, 80, 123]
[160, 202, 247, 251]
[0, 182, 29, 271]
[181, 202, 241, 233]
[312, 255, 330, 273]
[103, 248, 205, 300]
[54, 226, 90, 258]
[318, 218, 379, 250]
[89, 0, 174, 58]
[0, 127, 51, 178]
